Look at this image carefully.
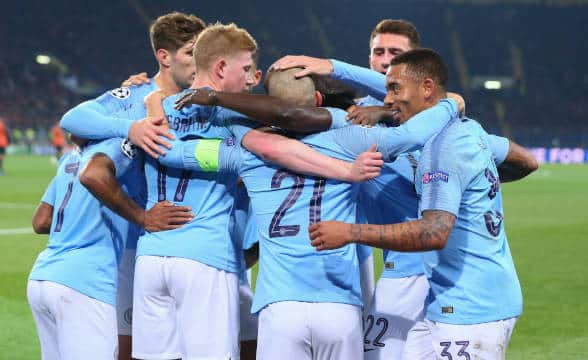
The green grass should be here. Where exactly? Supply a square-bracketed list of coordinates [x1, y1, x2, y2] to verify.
[1, 156, 587, 359]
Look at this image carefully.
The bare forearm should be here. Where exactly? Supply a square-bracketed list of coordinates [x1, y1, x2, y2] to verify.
[32, 202, 53, 234]
[498, 140, 538, 182]
[353, 212, 455, 251]
[80, 157, 145, 226]
[244, 131, 354, 181]
[209, 91, 332, 133]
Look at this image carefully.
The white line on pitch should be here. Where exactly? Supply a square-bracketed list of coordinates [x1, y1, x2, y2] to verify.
[0, 227, 34, 235]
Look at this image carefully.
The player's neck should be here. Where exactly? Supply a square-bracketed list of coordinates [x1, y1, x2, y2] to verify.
[191, 72, 222, 91]
[424, 92, 446, 110]
[153, 71, 182, 95]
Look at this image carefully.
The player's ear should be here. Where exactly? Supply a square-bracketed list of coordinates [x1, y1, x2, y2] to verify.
[214, 59, 227, 79]
[422, 78, 434, 99]
[156, 49, 172, 68]
[315, 91, 323, 107]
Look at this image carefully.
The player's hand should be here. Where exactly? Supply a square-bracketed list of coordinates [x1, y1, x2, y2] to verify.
[347, 106, 396, 126]
[174, 88, 216, 110]
[447, 92, 466, 116]
[349, 144, 383, 182]
[144, 89, 169, 118]
[271, 55, 333, 78]
[128, 117, 174, 158]
[121, 72, 150, 87]
[309, 221, 353, 251]
[144, 201, 193, 232]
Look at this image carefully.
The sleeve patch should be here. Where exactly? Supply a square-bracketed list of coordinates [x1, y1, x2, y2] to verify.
[110, 87, 131, 99]
[120, 138, 137, 159]
[422, 170, 449, 184]
[195, 139, 222, 172]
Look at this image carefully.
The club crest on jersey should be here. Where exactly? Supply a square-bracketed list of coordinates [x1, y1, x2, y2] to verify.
[422, 170, 449, 184]
[225, 136, 235, 147]
[121, 138, 137, 159]
[110, 87, 131, 99]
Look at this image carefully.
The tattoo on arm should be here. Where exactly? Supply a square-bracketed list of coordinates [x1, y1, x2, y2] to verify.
[355, 210, 455, 251]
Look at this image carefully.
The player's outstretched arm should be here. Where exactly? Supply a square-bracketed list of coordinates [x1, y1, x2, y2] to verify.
[376, 98, 459, 159]
[79, 153, 193, 231]
[243, 131, 383, 182]
[157, 132, 383, 183]
[61, 91, 174, 159]
[309, 210, 455, 252]
[272, 56, 389, 101]
[60, 101, 137, 140]
[32, 202, 53, 234]
[497, 140, 539, 182]
[175, 88, 334, 134]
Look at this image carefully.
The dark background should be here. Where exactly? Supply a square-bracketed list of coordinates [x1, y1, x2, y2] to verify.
[2, 0, 586, 146]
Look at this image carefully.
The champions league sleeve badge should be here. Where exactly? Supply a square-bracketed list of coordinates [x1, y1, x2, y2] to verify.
[110, 87, 131, 100]
[121, 138, 137, 159]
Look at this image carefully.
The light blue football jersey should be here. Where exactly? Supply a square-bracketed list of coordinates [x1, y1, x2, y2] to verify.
[416, 118, 523, 325]
[29, 138, 144, 306]
[59, 82, 157, 248]
[331, 60, 386, 101]
[230, 182, 255, 285]
[355, 95, 383, 107]
[137, 91, 256, 273]
[61, 81, 160, 140]
[353, 88, 426, 278]
[138, 92, 353, 273]
[157, 97, 459, 313]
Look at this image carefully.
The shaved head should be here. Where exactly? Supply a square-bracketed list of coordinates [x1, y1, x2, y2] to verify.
[265, 68, 316, 106]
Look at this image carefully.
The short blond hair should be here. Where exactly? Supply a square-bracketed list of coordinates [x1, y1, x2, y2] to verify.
[194, 23, 258, 71]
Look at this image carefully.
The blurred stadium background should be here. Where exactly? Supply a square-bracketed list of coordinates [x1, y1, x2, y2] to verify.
[0, 0, 587, 358]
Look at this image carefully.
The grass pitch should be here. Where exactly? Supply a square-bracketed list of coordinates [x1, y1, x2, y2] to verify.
[0, 155, 586, 359]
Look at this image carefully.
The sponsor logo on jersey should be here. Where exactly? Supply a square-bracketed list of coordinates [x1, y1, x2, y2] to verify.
[121, 138, 137, 159]
[384, 261, 395, 269]
[442, 306, 454, 314]
[422, 170, 449, 184]
[110, 87, 131, 99]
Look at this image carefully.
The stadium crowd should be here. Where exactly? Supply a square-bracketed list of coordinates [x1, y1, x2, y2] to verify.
[1, 1, 587, 147]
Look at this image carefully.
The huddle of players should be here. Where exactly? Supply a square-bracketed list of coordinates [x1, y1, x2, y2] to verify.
[28, 11, 538, 360]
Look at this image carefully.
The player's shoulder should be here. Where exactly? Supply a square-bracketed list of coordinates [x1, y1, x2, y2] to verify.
[165, 89, 219, 119]
[107, 82, 155, 100]
[87, 137, 137, 159]
[429, 118, 490, 164]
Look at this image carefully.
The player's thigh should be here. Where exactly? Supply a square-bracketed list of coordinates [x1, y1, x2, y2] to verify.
[132, 255, 180, 359]
[365, 275, 429, 360]
[240, 340, 257, 360]
[257, 301, 312, 360]
[118, 335, 132, 360]
[311, 302, 363, 360]
[431, 318, 519, 360]
[239, 282, 258, 342]
[27, 280, 60, 360]
[117, 249, 135, 336]
[46, 283, 117, 360]
[169, 258, 240, 359]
